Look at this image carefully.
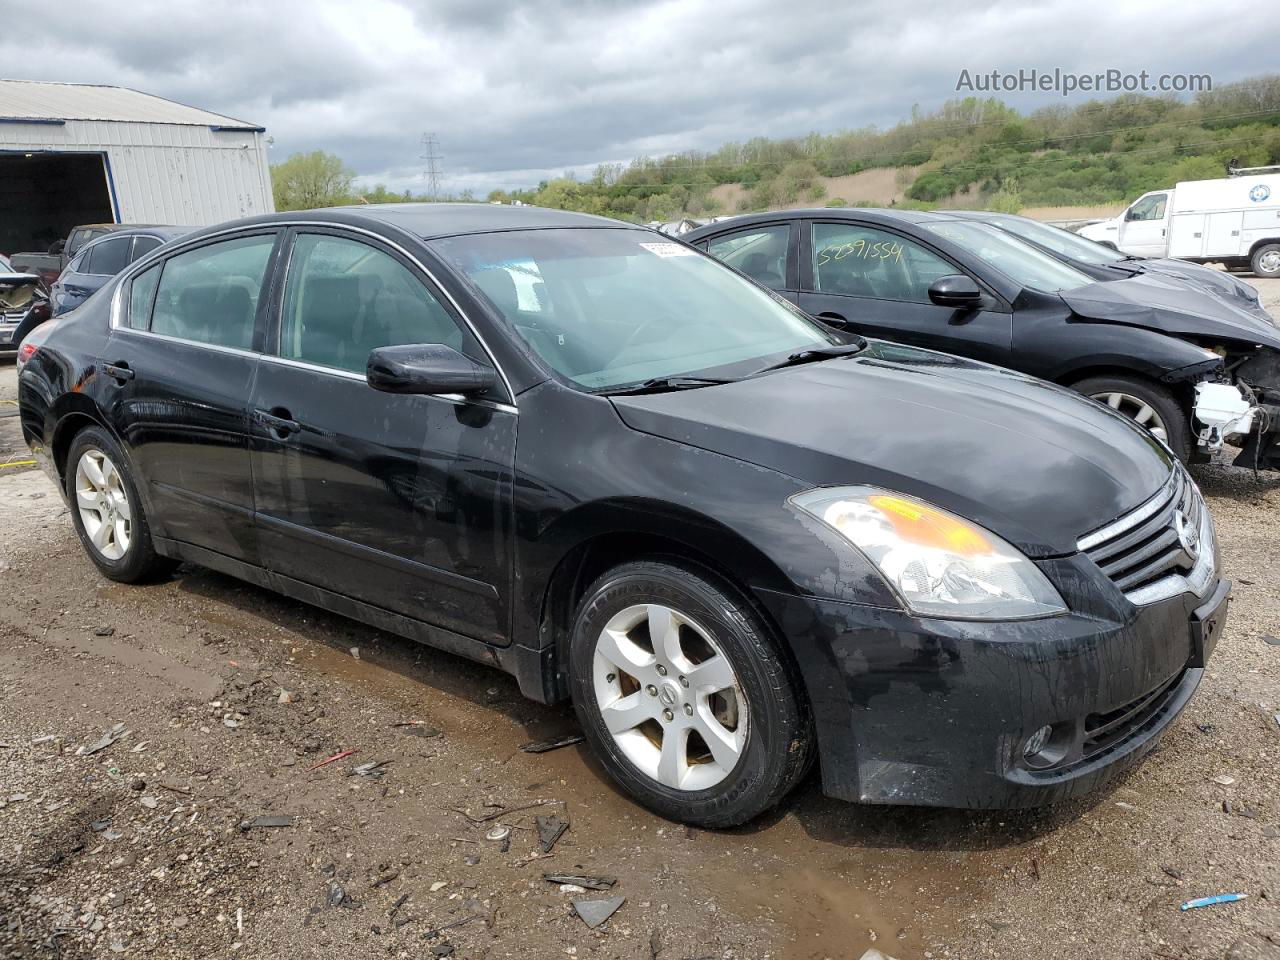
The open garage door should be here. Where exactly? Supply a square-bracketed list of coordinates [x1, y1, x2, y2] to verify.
[0, 153, 115, 257]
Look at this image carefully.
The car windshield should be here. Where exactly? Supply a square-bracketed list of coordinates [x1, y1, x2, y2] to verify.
[925, 221, 1094, 293]
[433, 228, 833, 389]
[985, 215, 1123, 267]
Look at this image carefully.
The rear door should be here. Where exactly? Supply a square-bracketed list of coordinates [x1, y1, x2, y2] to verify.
[106, 230, 282, 562]
[798, 219, 1014, 365]
[249, 228, 516, 643]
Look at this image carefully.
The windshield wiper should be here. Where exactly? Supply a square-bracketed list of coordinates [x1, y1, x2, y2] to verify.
[602, 376, 734, 397]
[747, 340, 867, 376]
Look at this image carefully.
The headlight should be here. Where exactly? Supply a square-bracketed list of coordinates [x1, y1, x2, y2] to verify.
[792, 486, 1067, 620]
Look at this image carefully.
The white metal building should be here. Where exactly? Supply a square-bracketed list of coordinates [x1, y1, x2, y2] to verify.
[0, 79, 274, 254]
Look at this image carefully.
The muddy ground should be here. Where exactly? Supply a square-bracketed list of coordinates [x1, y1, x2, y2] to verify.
[0, 282, 1278, 960]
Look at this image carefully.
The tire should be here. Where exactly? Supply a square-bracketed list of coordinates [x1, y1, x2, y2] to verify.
[1250, 243, 1280, 279]
[65, 425, 177, 583]
[568, 560, 813, 828]
[1073, 374, 1191, 461]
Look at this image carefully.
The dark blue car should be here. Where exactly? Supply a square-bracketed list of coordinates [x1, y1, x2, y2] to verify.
[51, 226, 192, 316]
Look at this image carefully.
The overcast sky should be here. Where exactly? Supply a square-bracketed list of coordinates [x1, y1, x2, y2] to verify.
[0, 0, 1273, 195]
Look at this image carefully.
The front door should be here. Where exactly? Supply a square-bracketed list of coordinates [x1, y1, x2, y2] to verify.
[798, 220, 1013, 366]
[106, 230, 280, 562]
[1118, 191, 1170, 257]
[250, 229, 516, 643]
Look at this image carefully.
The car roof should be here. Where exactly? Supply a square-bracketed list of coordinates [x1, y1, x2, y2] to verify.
[79, 225, 195, 244]
[205, 203, 639, 241]
[683, 206, 962, 239]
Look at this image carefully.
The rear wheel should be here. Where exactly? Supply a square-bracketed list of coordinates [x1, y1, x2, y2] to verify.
[1251, 243, 1280, 279]
[1073, 374, 1191, 461]
[568, 560, 812, 828]
[66, 426, 176, 583]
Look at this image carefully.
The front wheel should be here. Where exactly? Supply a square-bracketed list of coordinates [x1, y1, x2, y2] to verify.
[65, 426, 177, 583]
[568, 560, 812, 828]
[1073, 374, 1191, 461]
[1251, 243, 1280, 279]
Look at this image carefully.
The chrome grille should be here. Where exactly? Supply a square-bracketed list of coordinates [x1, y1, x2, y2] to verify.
[1078, 468, 1214, 604]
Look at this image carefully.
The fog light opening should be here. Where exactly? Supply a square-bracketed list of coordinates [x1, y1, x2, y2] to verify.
[1022, 723, 1069, 770]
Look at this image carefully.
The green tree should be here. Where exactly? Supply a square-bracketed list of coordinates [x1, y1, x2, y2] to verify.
[271, 151, 356, 211]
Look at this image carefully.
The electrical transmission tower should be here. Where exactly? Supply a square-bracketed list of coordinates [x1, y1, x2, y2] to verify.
[420, 133, 443, 201]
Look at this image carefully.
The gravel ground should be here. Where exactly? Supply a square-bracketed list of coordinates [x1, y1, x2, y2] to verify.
[0, 281, 1278, 960]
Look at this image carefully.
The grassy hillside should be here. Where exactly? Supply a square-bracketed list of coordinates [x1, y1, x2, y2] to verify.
[489, 75, 1280, 221]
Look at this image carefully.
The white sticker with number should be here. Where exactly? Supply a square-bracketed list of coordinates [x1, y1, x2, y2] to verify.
[639, 242, 697, 257]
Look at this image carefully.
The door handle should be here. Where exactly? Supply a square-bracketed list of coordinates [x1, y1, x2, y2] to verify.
[102, 362, 135, 382]
[255, 407, 301, 438]
[816, 311, 852, 328]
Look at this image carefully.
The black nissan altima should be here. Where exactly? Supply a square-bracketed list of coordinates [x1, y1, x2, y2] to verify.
[17, 203, 1228, 827]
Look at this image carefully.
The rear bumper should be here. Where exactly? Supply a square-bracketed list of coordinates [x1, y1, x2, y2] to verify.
[756, 574, 1227, 809]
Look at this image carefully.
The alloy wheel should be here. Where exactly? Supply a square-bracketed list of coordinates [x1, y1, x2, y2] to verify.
[1091, 391, 1170, 443]
[592, 603, 748, 791]
[74, 449, 132, 561]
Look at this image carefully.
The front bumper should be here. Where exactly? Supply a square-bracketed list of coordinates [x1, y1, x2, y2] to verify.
[756, 572, 1228, 809]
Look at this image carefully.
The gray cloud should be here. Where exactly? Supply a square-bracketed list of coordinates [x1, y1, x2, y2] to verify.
[0, 0, 1271, 195]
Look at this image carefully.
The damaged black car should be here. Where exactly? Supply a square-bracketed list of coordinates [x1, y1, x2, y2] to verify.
[0, 256, 52, 354]
[19, 204, 1227, 827]
[687, 209, 1280, 470]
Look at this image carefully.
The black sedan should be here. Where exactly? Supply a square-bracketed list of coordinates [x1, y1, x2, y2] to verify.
[19, 203, 1226, 826]
[686, 209, 1280, 470]
[946, 210, 1272, 324]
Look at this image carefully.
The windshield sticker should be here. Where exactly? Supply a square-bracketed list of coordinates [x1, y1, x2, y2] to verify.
[640, 242, 697, 257]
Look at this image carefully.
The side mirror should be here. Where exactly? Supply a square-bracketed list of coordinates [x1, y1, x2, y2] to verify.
[367, 344, 497, 397]
[928, 275, 984, 309]
[1124, 207, 1140, 222]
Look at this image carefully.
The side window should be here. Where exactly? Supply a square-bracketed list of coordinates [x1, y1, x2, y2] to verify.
[811, 223, 956, 303]
[67, 251, 87, 274]
[130, 236, 163, 264]
[706, 225, 789, 291]
[88, 237, 131, 277]
[279, 233, 469, 375]
[1128, 194, 1168, 222]
[151, 234, 275, 350]
[127, 264, 161, 330]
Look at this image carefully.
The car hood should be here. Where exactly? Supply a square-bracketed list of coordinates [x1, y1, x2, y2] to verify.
[1129, 258, 1273, 320]
[610, 341, 1172, 557]
[1061, 275, 1280, 349]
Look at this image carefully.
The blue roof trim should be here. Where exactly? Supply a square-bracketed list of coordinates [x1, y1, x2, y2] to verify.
[210, 124, 266, 133]
[0, 116, 65, 125]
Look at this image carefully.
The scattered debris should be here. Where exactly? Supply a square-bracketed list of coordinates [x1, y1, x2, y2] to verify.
[544, 874, 617, 891]
[1212, 774, 1236, 786]
[429, 881, 448, 893]
[352, 760, 389, 778]
[349, 646, 361, 660]
[240, 815, 295, 830]
[390, 893, 409, 916]
[1196, 723, 1216, 734]
[76, 722, 128, 756]
[1162, 866, 1183, 881]
[1180, 893, 1248, 911]
[521, 733, 586, 754]
[327, 882, 349, 908]
[309, 749, 357, 771]
[485, 825, 512, 842]
[536, 814, 569, 853]
[858, 951, 899, 960]
[157, 782, 192, 796]
[451, 800, 553, 824]
[572, 896, 624, 929]
[139, 796, 158, 810]
[93, 626, 115, 637]
[1262, 634, 1280, 646]
[395, 721, 443, 738]
[277, 688, 297, 704]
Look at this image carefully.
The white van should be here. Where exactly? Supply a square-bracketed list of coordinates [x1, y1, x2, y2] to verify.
[1078, 169, 1280, 277]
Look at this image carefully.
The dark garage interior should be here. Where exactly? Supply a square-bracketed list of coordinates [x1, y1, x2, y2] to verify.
[0, 152, 115, 257]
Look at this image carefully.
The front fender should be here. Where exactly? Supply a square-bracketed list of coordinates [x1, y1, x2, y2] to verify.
[1038, 321, 1223, 384]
